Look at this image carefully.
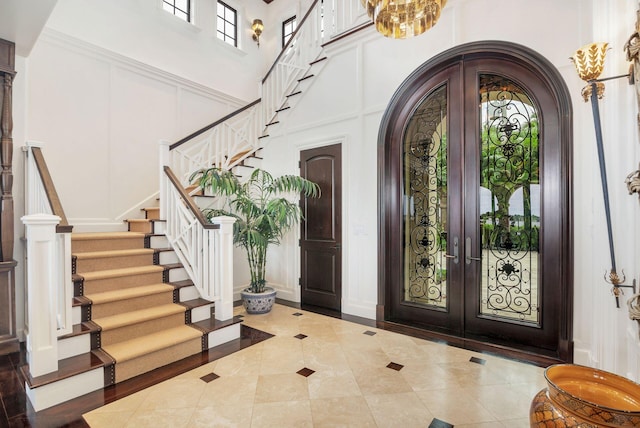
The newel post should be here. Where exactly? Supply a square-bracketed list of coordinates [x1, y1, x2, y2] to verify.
[212, 216, 236, 321]
[159, 140, 170, 220]
[21, 214, 61, 377]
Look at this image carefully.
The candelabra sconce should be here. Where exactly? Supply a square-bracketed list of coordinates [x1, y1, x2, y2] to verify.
[251, 19, 264, 47]
[570, 42, 634, 307]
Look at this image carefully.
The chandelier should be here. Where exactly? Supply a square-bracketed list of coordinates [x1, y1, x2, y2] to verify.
[361, 0, 448, 39]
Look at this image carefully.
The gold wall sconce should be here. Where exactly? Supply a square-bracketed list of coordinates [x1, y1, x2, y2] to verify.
[570, 42, 635, 307]
[252, 19, 264, 47]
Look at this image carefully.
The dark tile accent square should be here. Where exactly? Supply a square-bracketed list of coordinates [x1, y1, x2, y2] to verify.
[292, 312, 304, 316]
[200, 372, 220, 383]
[294, 334, 308, 340]
[429, 418, 454, 428]
[386, 362, 404, 371]
[297, 367, 315, 377]
[470, 356, 487, 365]
[363, 330, 377, 336]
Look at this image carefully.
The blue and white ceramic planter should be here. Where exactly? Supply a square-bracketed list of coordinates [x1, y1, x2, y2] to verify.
[241, 287, 276, 314]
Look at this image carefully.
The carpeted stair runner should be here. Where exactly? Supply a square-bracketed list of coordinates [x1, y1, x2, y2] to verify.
[72, 232, 205, 383]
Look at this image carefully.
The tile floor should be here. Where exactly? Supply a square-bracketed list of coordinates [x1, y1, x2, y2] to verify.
[83, 304, 546, 427]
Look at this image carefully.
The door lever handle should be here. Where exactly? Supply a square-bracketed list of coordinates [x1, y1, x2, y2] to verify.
[443, 236, 459, 264]
[465, 237, 481, 264]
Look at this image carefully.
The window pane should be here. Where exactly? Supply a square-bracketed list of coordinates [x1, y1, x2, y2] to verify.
[163, 3, 174, 13]
[217, 1, 237, 47]
[176, 0, 187, 11]
[478, 73, 540, 325]
[176, 10, 188, 21]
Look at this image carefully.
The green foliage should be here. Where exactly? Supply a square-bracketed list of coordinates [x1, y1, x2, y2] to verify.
[190, 168, 320, 293]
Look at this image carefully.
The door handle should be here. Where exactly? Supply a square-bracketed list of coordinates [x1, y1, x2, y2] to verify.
[465, 237, 481, 264]
[443, 236, 459, 264]
[331, 243, 341, 250]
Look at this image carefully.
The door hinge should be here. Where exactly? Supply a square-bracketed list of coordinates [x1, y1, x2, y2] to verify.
[298, 278, 302, 286]
[298, 239, 302, 246]
[298, 161, 301, 169]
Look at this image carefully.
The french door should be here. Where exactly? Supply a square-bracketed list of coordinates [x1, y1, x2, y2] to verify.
[380, 44, 572, 361]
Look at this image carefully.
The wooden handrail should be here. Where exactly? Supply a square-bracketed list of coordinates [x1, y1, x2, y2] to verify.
[170, 98, 261, 150]
[163, 166, 219, 229]
[262, 0, 320, 84]
[31, 147, 72, 233]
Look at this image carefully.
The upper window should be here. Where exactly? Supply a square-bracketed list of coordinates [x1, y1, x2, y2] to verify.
[163, 0, 191, 22]
[217, 1, 237, 47]
[282, 16, 297, 47]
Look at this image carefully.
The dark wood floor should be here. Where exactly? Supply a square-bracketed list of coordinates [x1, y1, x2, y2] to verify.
[0, 325, 273, 428]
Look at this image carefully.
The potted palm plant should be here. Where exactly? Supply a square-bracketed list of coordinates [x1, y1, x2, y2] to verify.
[191, 167, 320, 314]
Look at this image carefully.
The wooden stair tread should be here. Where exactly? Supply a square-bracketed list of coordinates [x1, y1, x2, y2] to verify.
[191, 316, 243, 334]
[22, 349, 114, 389]
[86, 283, 174, 304]
[59, 322, 100, 339]
[74, 248, 155, 259]
[162, 263, 183, 270]
[179, 298, 214, 310]
[81, 265, 164, 281]
[102, 325, 202, 362]
[93, 304, 186, 331]
[169, 279, 194, 289]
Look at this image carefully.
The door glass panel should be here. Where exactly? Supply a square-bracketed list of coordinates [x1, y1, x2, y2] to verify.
[479, 74, 540, 325]
[403, 84, 448, 309]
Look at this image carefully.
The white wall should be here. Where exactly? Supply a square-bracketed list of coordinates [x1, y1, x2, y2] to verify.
[257, 0, 640, 379]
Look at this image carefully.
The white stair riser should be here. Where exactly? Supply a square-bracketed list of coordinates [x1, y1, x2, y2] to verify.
[158, 251, 179, 265]
[149, 235, 168, 248]
[179, 285, 200, 301]
[72, 306, 82, 325]
[169, 267, 189, 282]
[153, 222, 167, 235]
[208, 323, 241, 348]
[191, 304, 214, 323]
[58, 334, 91, 360]
[26, 368, 104, 412]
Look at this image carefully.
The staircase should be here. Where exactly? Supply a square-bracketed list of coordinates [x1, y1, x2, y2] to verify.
[22, 210, 241, 411]
[22, 0, 351, 412]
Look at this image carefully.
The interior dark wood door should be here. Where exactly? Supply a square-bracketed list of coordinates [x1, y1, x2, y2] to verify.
[300, 144, 342, 311]
[381, 45, 572, 361]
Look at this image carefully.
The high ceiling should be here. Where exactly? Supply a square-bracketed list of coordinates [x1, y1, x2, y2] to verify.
[0, 0, 58, 56]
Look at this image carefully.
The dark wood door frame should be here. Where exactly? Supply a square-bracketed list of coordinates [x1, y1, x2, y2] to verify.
[376, 41, 573, 366]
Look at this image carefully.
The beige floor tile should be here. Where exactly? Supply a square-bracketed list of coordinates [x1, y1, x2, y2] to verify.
[124, 407, 195, 428]
[188, 403, 253, 427]
[87, 389, 151, 414]
[254, 373, 310, 403]
[197, 374, 258, 408]
[416, 387, 497, 425]
[302, 340, 351, 372]
[497, 417, 531, 427]
[307, 369, 362, 399]
[138, 378, 206, 410]
[400, 362, 462, 391]
[468, 383, 538, 420]
[83, 411, 133, 428]
[310, 396, 377, 427]
[365, 392, 434, 428]
[213, 346, 263, 377]
[251, 400, 313, 428]
[352, 366, 414, 395]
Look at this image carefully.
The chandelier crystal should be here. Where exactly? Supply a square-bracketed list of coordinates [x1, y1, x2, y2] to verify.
[361, 0, 447, 39]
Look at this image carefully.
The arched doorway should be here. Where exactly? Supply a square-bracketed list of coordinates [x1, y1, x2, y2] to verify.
[377, 42, 573, 364]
